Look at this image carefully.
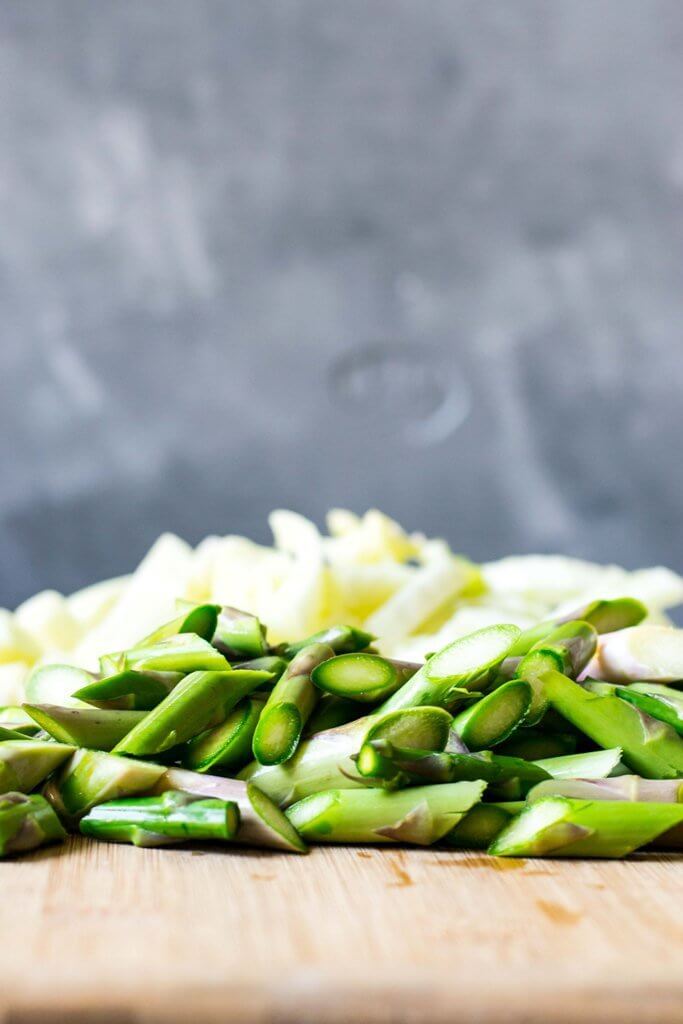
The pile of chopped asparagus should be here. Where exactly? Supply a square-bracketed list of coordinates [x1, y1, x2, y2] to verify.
[3, 598, 683, 859]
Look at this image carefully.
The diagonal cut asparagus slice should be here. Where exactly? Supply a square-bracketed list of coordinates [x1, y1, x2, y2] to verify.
[526, 775, 683, 804]
[252, 644, 334, 766]
[181, 696, 265, 773]
[286, 780, 486, 845]
[311, 653, 420, 704]
[615, 683, 683, 736]
[378, 624, 522, 713]
[504, 597, 647, 663]
[24, 665, 93, 709]
[489, 795, 683, 858]
[533, 747, 624, 780]
[543, 670, 683, 779]
[355, 740, 550, 787]
[0, 740, 75, 794]
[284, 625, 374, 659]
[240, 706, 453, 806]
[122, 634, 230, 674]
[0, 793, 66, 857]
[80, 791, 240, 847]
[44, 749, 165, 820]
[582, 625, 683, 684]
[134, 604, 220, 647]
[451, 679, 531, 750]
[73, 670, 183, 711]
[511, 620, 598, 723]
[151, 768, 307, 852]
[210, 606, 269, 659]
[113, 669, 271, 756]
[23, 704, 147, 751]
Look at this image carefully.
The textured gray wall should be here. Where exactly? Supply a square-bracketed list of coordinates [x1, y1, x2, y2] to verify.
[1, 0, 682, 606]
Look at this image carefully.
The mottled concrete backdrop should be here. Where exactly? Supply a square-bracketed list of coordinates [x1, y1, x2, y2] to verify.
[1, 1, 682, 605]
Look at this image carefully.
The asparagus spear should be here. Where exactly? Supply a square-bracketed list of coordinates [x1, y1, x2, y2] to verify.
[543, 670, 683, 779]
[355, 739, 550, 787]
[0, 793, 66, 857]
[182, 696, 265, 773]
[498, 729, 577, 760]
[241, 706, 453, 806]
[581, 625, 683, 684]
[252, 643, 334, 766]
[233, 656, 289, 685]
[211, 606, 269, 659]
[451, 680, 531, 750]
[286, 780, 486, 845]
[44, 749, 165, 820]
[22, 704, 147, 751]
[304, 695, 363, 736]
[489, 795, 683, 858]
[527, 775, 683, 804]
[284, 625, 374, 658]
[614, 683, 683, 737]
[379, 624, 522, 713]
[122, 634, 230, 674]
[151, 767, 307, 852]
[73, 670, 183, 710]
[0, 740, 75, 794]
[134, 604, 219, 646]
[113, 669, 271, 757]
[311, 653, 420, 704]
[24, 664, 93, 708]
[511, 621, 598, 723]
[80, 790, 240, 847]
[534, 747, 624, 780]
[503, 597, 647, 662]
[442, 802, 520, 849]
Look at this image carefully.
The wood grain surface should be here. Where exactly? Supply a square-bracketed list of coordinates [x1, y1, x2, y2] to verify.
[1, 838, 682, 1024]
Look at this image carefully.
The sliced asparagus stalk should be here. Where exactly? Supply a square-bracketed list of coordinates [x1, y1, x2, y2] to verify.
[80, 790, 240, 847]
[489, 795, 683, 858]
[504, 597, 647, 662]
[0, 793, 66, 857]
[0, 725, 34, 742]
[581, 625, 683, 684]
[113, 669, 271, 757]
[304, 695, 363, 736]
[451, 680, 531, 750]
[0, 740, 75, 794]
[44, 749, 165, 820]
[0, 707, 42, 736]
[151, 767, 307, 852]
[544, 670, 683, 779]
[233, 656, 289, 685]
[24, 664, 93, 708]
[355, 739, 550, 787]
[512, 621, 598, 724]
[287, 780, 486, 845]
[122, 634, 230, 674]
[498, 729, 578, 761]
[284, 625, 374, 659]
[22, 704, 147, 752]
[442, 802, 520, 849]
[379, 624, 522, 713]
[614, 683, 683, 736]
[527, 775, 683, 804]
[534, 747, 624, 780]
[211, 606, 269, 659]
[241, 706, 453, 806]
[134, 603, 219, 647]
[252, 643, 334, 766]
[182, 696, 265, 773]
[73, 670, 183, 710]
[311, 653, 420, 703]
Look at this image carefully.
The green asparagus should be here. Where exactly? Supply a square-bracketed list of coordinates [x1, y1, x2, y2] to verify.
[182, 696, 265, 773]
[23, 703, 147, 751]
[355, 739, 550, 787]
[311, 653, 420, 703]
[211, 606, 269, 659]
[80, 790, 240, 847]
[304, 695, 363, 736]
[0, 740, 75, 794]
[73, 670, 183, 710]
[451, 679, 531, 750]
[284, 625, 374, 658]
[0, 792, 66, 856]
[44, 749, 165, 820]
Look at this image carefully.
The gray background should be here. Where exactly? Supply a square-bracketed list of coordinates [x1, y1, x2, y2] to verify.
[1, 0, 682, 607]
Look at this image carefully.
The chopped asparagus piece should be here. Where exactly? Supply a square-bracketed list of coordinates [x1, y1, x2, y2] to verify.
[286, 780, 486, 845]
[379, 624, 522, 713]
[113, 670, 271, 757]
[0, 725, 34, 742]
[234, 656, 289, 685]
[0, 740, 75, 794]
[252, 644, 334, 766]
[73, 670, 183, 711]
[513, 620, 598, 724]
[134, 604, 219, 647]
[355, 739, 550, 787]
[241, 706, 453, 806]
[311, 653, 420, 703]
[122, 634, 230, 674]
[442, 802, 519, 849]
[451, 679, 531, 750]
[80, 790, 240, 847]
[304, 695, 363, 736]
[152, 768, 307, 852]
[0, 793, 66, 857]
[182, 696, 265, 773]
[582, 625, 683, 684]
[489, 796, 683, 858]
[284, 625, 374, 658]
[24, 665, 92, 708]
[534, 747, 624, 780]
[44, 749, 165, 820]
[0, 707, 41, 735]
[527, 775, 683, 804]
[615, 683, 683, 736]
[505, 598, 647, 662]
[544, 670, 683, 779]
[211, 606, 268, 659]
[22, 704, 147, 752]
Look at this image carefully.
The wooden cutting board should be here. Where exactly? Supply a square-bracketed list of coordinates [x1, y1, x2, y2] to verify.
[1, 838, 682, 1024]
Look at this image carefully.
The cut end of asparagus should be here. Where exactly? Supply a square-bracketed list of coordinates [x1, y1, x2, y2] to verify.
[427, 624, 521, 684]
[253, 703, 302, 766]
[452, 679, 531, 750]
[311, 653, 418, 703]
